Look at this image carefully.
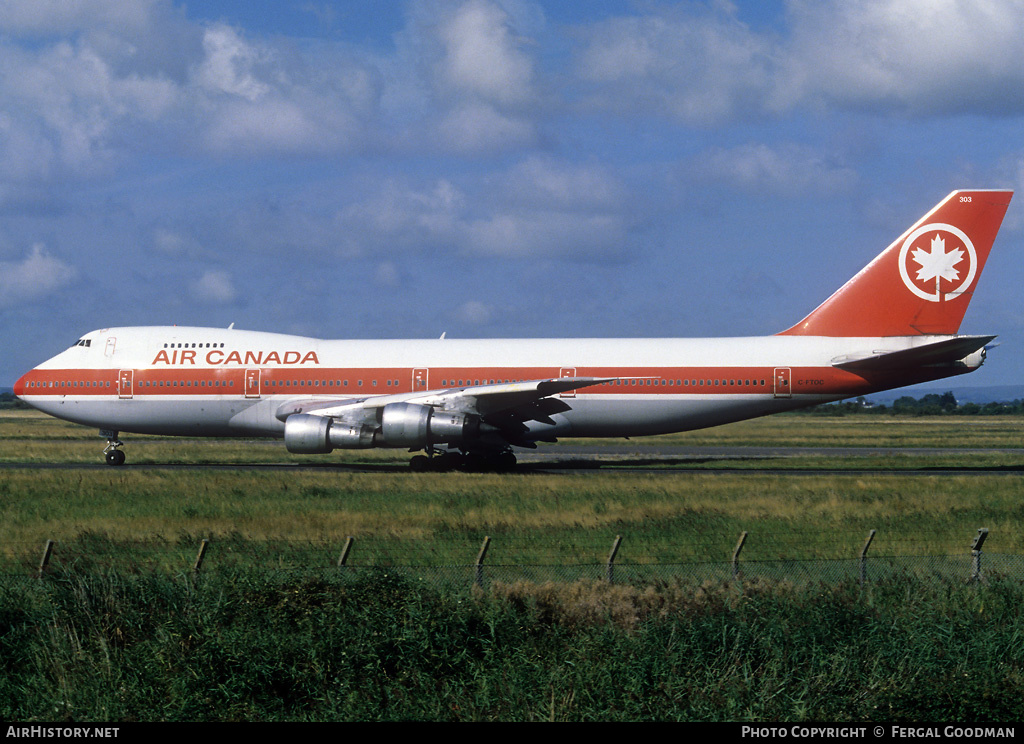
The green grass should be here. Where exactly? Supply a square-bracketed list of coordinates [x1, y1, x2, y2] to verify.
[4, 411, 1024, 721]
[2, 570, 1023, 722]
[5, 409, 1024, 457]
[2, 410, 1024, 572]
[569, 415, 1024, 449]
[2, 468, 1024, 574]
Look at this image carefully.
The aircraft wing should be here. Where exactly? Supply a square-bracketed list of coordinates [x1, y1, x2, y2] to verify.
[274, 376, 615, 426]
[831, 335, 995, 372]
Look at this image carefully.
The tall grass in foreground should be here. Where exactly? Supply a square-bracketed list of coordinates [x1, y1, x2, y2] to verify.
[4, 468, 1024, 570]
[2, 569, 1022, 722]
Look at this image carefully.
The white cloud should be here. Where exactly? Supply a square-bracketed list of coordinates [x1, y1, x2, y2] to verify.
[575, 5, 775, 126]
[0, 0, 168, 36]
[0, 38, 180, 175]
[573, 0, 1024, 123]
[189, 270, 237, 304]
[435, 103, 536, 153]
[3, 0, 1024, 182]
[502, 156, 626, 210]
[695, 143, 858, 194]
[462, 156, 631, 257]
[374, 261, 401, 287]
[464, 211, 626, 258]
[192, 24, 380, 155]
[0, 0, 546, 170]
[436, 0, 535, 106]
[0, 3, 381, 177]
[336, 179, 466, 255]
[781, 0, 1024, 115]
[332, 158, 632, 260]
[152, 228, 202, 257]
[0, 244, 77, 307]
[196, 24, 272, 102]
[455, 299, 493, 325]
[401, 0, 542, 153]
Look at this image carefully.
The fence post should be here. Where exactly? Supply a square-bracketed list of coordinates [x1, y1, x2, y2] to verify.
[860, 530, 876, 586]
[606, 535, 622, 584]
[732, 531, 748, 580]
[38, 539, 55, 579]
[475, 536, 491, 588]
[337, 536, 354, 569]
[193, 539, 209, 574]
[970, 528, 989, 584]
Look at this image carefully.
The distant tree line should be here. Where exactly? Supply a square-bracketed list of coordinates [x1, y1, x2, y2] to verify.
[801, 392, 1024, 417]
[0, 392, 27, 409]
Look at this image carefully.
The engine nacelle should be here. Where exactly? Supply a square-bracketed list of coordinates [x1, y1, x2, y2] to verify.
[961, 347, 987, 370]
[284, 413, 375, 453]
[284, 405, 480, 454]
[379, 402, 479, 448]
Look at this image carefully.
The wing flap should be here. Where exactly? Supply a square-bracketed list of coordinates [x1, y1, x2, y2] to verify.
[450, 377, 615, 415]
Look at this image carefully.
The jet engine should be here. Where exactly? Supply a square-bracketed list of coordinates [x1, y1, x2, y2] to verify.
[379, 402, 480, 448]
[283, 403, 480, 454]
[284, 413, 375, 453]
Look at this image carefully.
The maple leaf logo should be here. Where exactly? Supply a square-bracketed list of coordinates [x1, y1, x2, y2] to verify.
[911, 233, 963, 286]
[898, 223, 977, 303]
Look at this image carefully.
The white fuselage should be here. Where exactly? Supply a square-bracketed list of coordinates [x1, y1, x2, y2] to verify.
[15, 326, 977, 444]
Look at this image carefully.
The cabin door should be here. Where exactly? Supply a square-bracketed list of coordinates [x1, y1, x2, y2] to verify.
[559, 367, 577, 398]
[773, 368, 792, 399]
[118, 369, 134, 399]
[245, 369, 262, 399]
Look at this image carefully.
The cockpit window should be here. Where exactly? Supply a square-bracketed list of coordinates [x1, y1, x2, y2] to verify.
[72, 339, 92, 348]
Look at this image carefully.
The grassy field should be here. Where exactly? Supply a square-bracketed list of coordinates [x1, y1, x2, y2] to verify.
[2, 409, 1023, 571]
[3, 409, 1024, 722]
[6, 407, 1024, 451]
[3, 570, 1024, 722]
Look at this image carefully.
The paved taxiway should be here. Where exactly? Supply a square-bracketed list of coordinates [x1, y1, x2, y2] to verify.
[4, 444, 1024, 475]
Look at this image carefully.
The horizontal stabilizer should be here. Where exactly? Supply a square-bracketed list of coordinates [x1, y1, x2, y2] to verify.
[832, 335, 995, 371]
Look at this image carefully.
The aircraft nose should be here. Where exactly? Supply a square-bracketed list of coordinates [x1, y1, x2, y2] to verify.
[13, 371, 30, 398]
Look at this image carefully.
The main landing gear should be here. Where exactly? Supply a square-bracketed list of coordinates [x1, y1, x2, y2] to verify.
[101, 430, 126, 466]
[409, 448, 517, 472]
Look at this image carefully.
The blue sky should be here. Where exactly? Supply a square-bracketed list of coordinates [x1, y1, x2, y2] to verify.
[2, 0, 1024, 390]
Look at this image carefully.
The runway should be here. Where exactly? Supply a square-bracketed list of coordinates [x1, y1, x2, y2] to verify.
[4, 443, 1024, 475]
[514, 444, 1024, 475]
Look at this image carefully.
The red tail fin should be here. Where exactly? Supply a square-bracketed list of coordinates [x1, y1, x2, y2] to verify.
[779, 189, 1012, 337]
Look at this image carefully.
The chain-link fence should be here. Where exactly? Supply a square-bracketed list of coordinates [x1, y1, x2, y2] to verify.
[7, 533, 1024, 589]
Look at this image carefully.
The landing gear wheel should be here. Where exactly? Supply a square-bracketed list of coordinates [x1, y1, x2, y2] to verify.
[102, 430, 125, 466]
[409, 455, 430, 471]
[496, 451, 517, 471]
[105, 449, 126, 466]
[433, 452, 464, 471]
[461, 452, 489, 472]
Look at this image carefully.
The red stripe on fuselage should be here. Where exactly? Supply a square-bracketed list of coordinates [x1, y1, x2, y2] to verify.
[14, 365, 912, 398]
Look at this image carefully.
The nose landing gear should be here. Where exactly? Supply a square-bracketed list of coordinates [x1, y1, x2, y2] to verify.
[101, 430, 126, 466]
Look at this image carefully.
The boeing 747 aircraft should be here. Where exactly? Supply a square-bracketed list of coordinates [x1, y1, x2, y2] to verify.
[14, 189, 1013, 469]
